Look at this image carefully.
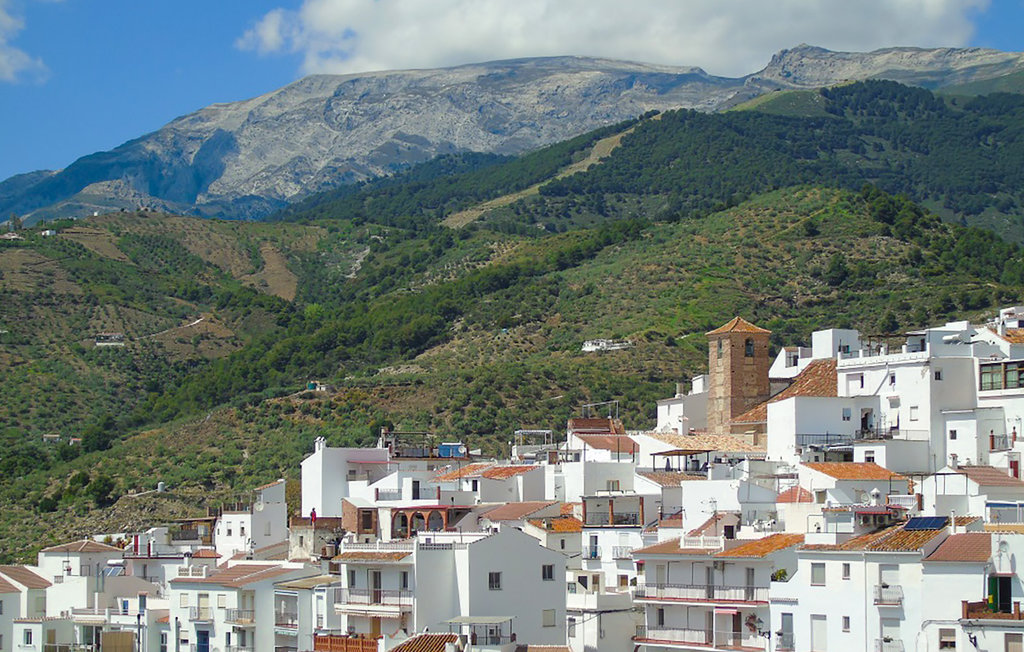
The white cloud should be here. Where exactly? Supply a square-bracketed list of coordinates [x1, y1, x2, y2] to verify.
[237, 0, 988, 77]
[0, 0, 46, 83]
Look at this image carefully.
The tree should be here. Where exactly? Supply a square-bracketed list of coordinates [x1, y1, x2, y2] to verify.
[86, 474, 117, 507]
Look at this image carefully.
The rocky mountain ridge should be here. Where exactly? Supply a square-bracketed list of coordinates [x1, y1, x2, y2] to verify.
[6, 45, 1024, 224]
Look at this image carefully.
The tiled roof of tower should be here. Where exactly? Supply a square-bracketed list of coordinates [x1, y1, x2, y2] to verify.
[777, 486, 814, 503]
[577, 435, 638, 454]
[0, 566, 51, 589]
[715, 534, 804, 558]
[706, 317, 771, 335]
[925, 533, 991, 563]
[732, 359, 838, 425]
[802, 462, 905, 481]
[392, 634, 459, 652]
[956, 466, 1024, 487]
[40, 540, 121, 554]
[637, 471, 705, 486]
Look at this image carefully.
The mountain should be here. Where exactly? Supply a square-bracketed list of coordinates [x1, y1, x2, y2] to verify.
[4, 45, 1024, 224]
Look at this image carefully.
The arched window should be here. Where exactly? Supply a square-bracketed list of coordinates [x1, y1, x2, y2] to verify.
[717, 340, 723, 359]
[745, 338, 754, 357]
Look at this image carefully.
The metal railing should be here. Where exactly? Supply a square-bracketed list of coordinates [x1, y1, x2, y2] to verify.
[611, 546, 634, 559]
[875, 639, 904, 652]
[886, 494, 918, 510]
[275, 610, 298, 628]
[226, 647, 255, 652]
[225, 608, 255, 624]
[585, 512, 640, 526]
[43, 646, 94, 652]
[633, 625, 713, 645]
[874, 585, 904, 605]
[777, 633, 795, 651]
[636, 582, 769, 603]
[584, 546, 602, 560]
[333, 587, 413, 608]
[189, 606, 213, 622]
[341, 541, 415, 551]
[991, 434, 1012, 451]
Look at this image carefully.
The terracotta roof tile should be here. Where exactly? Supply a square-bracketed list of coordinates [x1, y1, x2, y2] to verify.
[0, 566, 51, 589]
[191, 549, 220, 559]
[333, 551, 412, 562]
[688, 512, 739, 536]
[527, 516, 584, 533]
[645, 432, 764, 454]
[254, 479, 285, 491]
[40, 540, 121, 554]
[0, 577, 20, 593]
[956, 466, 1024, 488]
[803, 521, 947, 552]
[803, 462, 905, 481]
[561, 503, 580, 516]
[637, 471, 705, 486]
[706, 317, 771, 335]
[482, 501, 557, 521]
[990, 327, 1024, 344]
[435, 462, 493, 481]
[568, 418, 626, 435]
[733, 359, 838, 425]
[170, 563, 298, 588]
[777, 486, 814, 503]
[577, 434, 637, 454]
[480, 465, 538, 480]
[392, 634, 459, 652]
[633, 538, 717, 557]
[926, 533, 991, 563]
[715, 534, 804, 558]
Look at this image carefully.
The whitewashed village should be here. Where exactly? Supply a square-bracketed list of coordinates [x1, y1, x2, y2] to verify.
[10, 307, 1024, 652]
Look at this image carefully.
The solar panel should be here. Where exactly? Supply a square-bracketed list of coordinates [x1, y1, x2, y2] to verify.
[904, 516, 948, 531]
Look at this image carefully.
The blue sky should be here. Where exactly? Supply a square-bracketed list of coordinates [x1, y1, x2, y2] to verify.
[1, 0, 1022, 182]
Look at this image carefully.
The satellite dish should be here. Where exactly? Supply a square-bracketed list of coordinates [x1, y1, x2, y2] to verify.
[255, 501, 264, 512]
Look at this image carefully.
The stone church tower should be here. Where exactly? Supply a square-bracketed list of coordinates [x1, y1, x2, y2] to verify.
[706, 317, 771, 435]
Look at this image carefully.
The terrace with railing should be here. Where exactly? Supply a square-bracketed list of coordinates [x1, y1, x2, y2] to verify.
[275, 610, 298, 628]
[189, 606, 212, 622]
[635, 582, 769, 603]
[225, 609, 255, 625]
[874, 585, 904, 606]
[875, 639, 904, 652]
[313, 636, 380, 652]
[333, 588, 413, 610]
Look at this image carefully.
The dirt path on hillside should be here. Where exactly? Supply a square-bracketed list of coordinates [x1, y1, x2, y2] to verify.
[442, 121, 644, 228]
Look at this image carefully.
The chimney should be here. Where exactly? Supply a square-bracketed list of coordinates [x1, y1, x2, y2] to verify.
[950, 509, 957, 535]
[1000, 321, 1008, 337]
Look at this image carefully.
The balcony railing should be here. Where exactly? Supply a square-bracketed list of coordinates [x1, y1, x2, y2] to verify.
[991, 434, 1013, 451]
[585, 512, 640, 526]
[275, 611, 298, 628]
[43, 646, 95, 652]
[226, 647, 255, 652]
[333, 587, 413, 608]
[584, 546, 602, 560]
[374, 489, 402, 501]
[611, 546, 634, 559]
[875, 639, 904, 652]
[874, 585, 904, 606]
[886, 494, 919, 510]
[189, 606, 213, 622]
[636, 582, 769, 603]
[680, 535, 725, 550]
[777, 633, 795, 651]
[633, 625, 713, 645]
[225, 608, 255, 625]
[341, 541, 415, 551]
[313, 636, 380, 652]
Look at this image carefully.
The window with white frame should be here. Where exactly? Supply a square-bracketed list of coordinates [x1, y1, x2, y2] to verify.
[842, 563, 851, 580]
[811, 563, 826, 585]
[217, 594, 226, 609]
[842, 408, 851, 421]
[22, 631, 31, 646]
[910, 406, 919, 421]
[401, 571, 409, 589]
[179, 594, 189, 608]
[938, 628, 956, 649]
[842, 616, 850, 631]
[489, 572, 502, 590]
[542, 564, 554, 581]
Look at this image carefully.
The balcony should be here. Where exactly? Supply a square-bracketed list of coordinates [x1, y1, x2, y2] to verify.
[189, 606, 213, 622]
[171, 529, 213, 545]
[275, 610, 298, 628]
[962, 599, 1024, 620]
[611, 546, 634, 559]
[776, 633, 795, 651]
[875, 639, 904, 652]
[43, 646, 95, 652]
[585, 512, 641, 527]
[225, 608, 255, 625]
[313, 636, 380, 652]
[874, 585, 904, 606]
[226, 647, 255, 652]
[636, 582, 769, 604]
[886, 494, 919, 511]
[334, 588, 413, 614]
[584, 546, 602, 560]
[633, 625, 712, 646]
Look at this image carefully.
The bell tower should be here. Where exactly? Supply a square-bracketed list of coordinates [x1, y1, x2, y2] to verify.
[706, 317, 771, 435]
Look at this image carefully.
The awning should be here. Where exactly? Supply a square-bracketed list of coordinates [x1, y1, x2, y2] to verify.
[714, 607, 740, 615]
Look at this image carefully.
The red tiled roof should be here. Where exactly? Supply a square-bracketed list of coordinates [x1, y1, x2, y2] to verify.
[715, 534, 804, 558]
[41, 539, 121, 554]
[561, 503, 580, 516]
[568, 418, 626, 435]
[480, 465, 538, 480]
[577, 434, 637, 454]
[926, 533, 991, 563]
[706, 317, 771, 335]
[637, 471, 705, 486]
[777, 486, 814, 503]
[483, 501, 557, 521]
[0, 566, 51, 589]
[989, 327, 1024, 344]
[733, 359, 838, 425]
[527, 516, 584, 533]
[170, 563, 298, 588]
[802, 462, 905, 481]
[254, 479, 285, 491]
[956, 466, 1024, 488]
[435, 463, 493, 481]
[633, 538, 717, 557]
[803, 521, 946, 552]
[645, 431, 764, 454]
[333, 551, 412, 562]
[0, 577, 19, 593]
[392, 634, 459, 652]
[192, 549, 220, 559]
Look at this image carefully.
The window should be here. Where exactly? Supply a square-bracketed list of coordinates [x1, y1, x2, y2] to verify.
[471, 479, 479, 491]
[348, 570, 356, 586]
[567, 617, 576, 638]
[859, 375, 865, 389]
[0, 600, 3, 614]
[717, 340, 723, 359]
[815, 490, 827, 504]
[1008, 363, 1023, 389]
[950, 429, 957, 440]
[401, 571, 409, 589]
[934, 370, 943, 381]
[226, 526, 232, 537]
[811, 563, 826, 586]
[361, 510, 374, 531]
[179, 594, 189, 608]
[842, 563, 850, 580]
[160, 633, 168, 652]
[542, 565, 554, 581]
[657, 608, 665, 627]
[842, 408, 851, 422]
[489, 572, 502, 590]
[264, 522, 271, 536]
[299, 535, 304, 547]
[889, 373, 896, 386]
[981, 363, 1004, 391]
[618, 574, 628, 587]
[217, 594, 226, 609]
[745, 338, 755, 357]
[240, 525, 245, 537]
[560, 538, 565, 550]
[542, 609, 556, 627]
[865, 451, 875, 463]
[606, 480, 620, 491]
[22, 631, 31, 646]
[939, 628, 956, 649]
[909, 406, 919, 421]
[842, 616, 850, 632]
